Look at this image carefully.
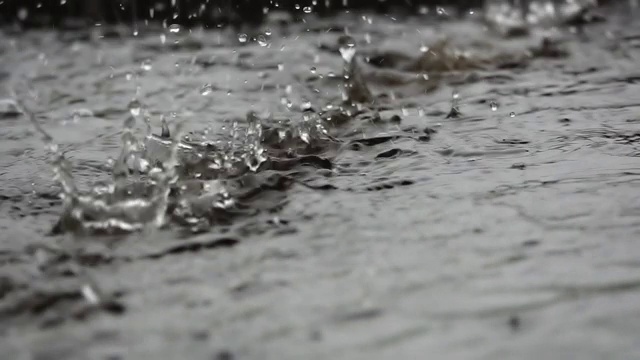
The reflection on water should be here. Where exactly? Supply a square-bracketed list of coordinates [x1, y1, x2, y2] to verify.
[2, 1, 640, 359]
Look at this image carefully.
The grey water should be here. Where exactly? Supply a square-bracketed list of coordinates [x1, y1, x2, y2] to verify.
[2, 2, 640, 359]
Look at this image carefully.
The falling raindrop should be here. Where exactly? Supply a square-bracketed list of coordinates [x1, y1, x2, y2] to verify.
[238, 33, 248, 43]
[510, 112, 516, 117]
[17, 7, 28, 21]
[303, 6, 313, 13]
[168, 24, 181, 33]
[490, 101, 499, 111]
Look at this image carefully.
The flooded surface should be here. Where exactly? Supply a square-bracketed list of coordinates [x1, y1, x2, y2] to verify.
[2, 2, 640, 359]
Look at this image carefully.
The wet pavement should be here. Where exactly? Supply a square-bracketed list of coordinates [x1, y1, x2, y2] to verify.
[1, 2, 640, 359]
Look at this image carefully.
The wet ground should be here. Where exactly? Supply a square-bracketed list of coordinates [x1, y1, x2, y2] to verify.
[2, 2, 640, 359]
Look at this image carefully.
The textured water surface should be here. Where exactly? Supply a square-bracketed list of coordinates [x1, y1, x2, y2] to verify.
[1, 3, 640, 359]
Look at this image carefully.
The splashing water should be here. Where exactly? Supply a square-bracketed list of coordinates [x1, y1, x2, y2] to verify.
[338, 35, 373, 104]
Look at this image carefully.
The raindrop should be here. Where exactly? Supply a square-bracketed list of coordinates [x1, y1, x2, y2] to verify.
[257, 35, 269, 47]
[303, 6, 312, 13]
[141, 59, 153, 71]
[490, 101, 499, 111]
[168, 24, 181, 33]
[128, 99, 142, 117]
[265, 28, 272, 36]
[420, 45, 429, 53]
[510, 112, 516, 117]
[17, 7, 28, 21]
[338, 35, 357, 63]
[310, 66, 317, 74]
[238, 33, 248, 43]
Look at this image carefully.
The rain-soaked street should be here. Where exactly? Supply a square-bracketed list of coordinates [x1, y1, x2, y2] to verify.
[1, 1, 640, 359]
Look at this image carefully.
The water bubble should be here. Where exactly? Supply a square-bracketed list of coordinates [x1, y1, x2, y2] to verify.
[168, 24, 181, 33]
[490, 101, 499, 111]
[238, 33, 248, 43]
[200, 84, 213, 96]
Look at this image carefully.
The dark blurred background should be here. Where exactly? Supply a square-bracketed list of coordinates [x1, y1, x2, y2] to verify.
[0, 0, 493, 29]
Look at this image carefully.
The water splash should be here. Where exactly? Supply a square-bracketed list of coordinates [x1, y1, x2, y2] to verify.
[338, 35, 374, 104]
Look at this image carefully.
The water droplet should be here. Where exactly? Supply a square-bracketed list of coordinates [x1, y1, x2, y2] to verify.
[128, 99, 142, 117]
[141, 59, 153, 71]
[510, 112, 516, 117]
[17, 7, 28, 21]
[265, 28, 272, 36]
[200, 84, 213, 96]
[238, 33, 248, 43]
[490, 101, 499, 111]
[168, 24, 181, 33]
[338, 35, 357, 63]
[303, 6, 312, 13]
[277, 63, 285, 71]
[310, 66, 317, 74]
[257, 35, 268, 47]
[420, 44, 429, 53]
